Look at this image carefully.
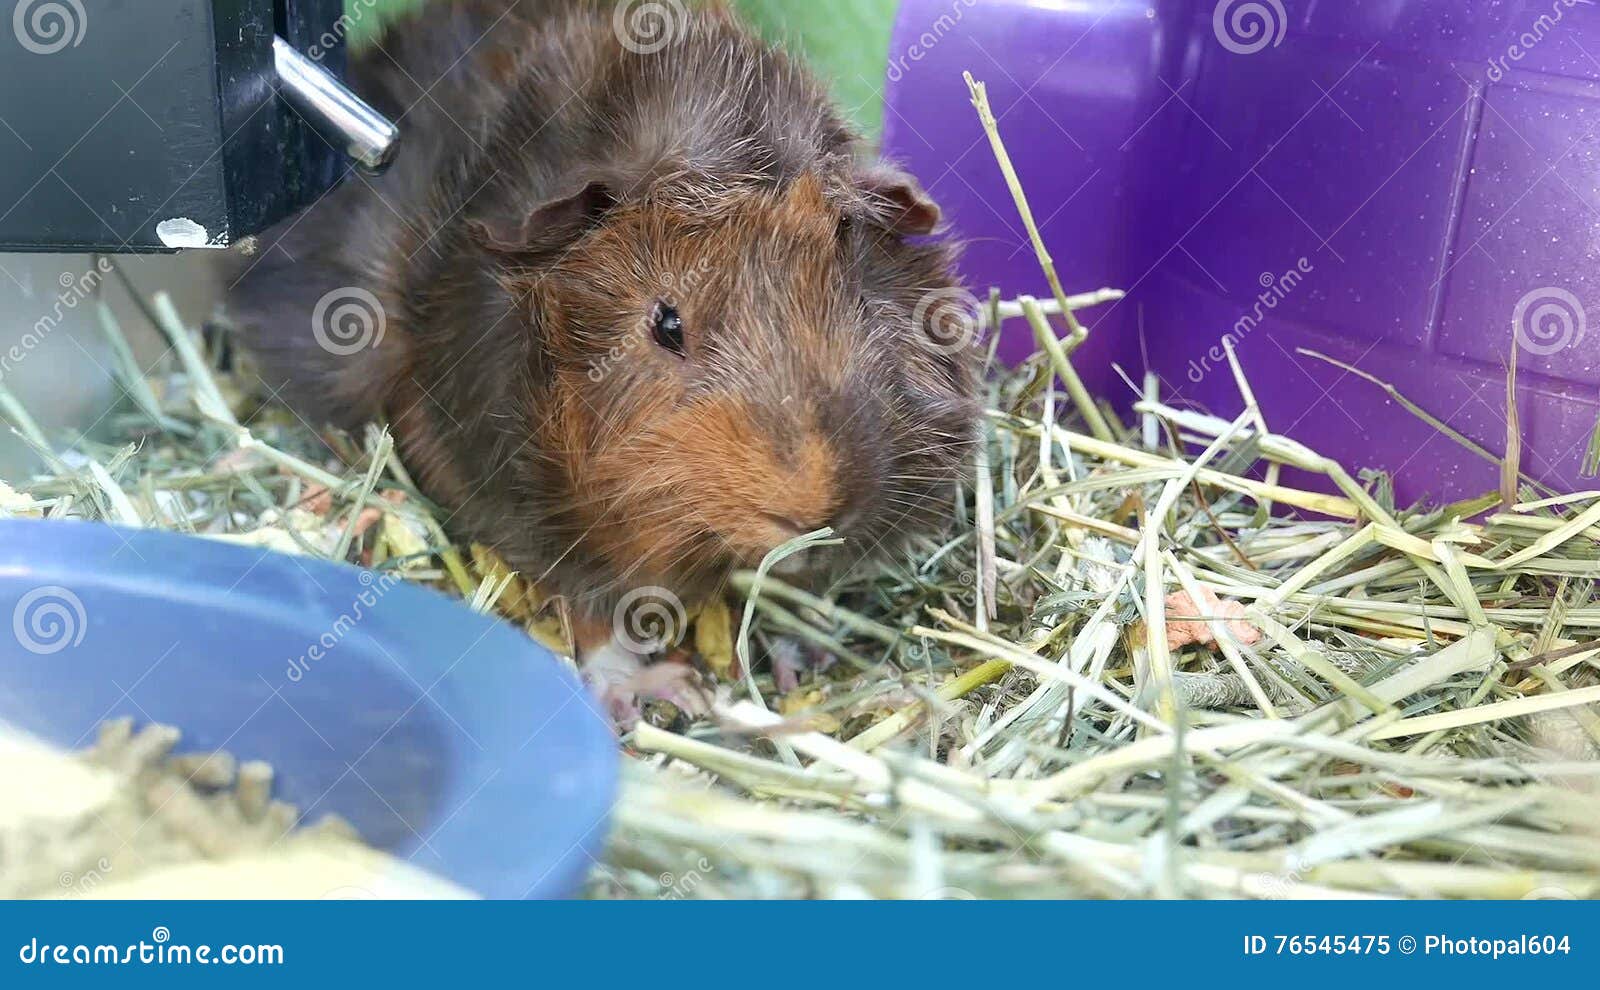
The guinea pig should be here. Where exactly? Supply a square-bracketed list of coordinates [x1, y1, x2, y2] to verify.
[228, 0, 979, 716]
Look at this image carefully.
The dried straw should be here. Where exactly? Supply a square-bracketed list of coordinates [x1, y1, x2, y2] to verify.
[4, 76, 1598, 900]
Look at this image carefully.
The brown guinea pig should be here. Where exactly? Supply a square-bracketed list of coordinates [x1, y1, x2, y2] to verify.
[229, 0, 979, 711]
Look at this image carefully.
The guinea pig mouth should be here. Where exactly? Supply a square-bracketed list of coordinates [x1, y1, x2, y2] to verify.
[707, 514, 840, 572]
[764, 545, 834, 579]
[760, 513, 816, 541]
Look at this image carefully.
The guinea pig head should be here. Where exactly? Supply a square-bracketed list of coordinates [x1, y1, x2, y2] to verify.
[478, 169, 979, 597]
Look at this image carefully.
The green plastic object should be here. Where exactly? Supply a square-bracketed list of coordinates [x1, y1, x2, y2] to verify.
[346, 0, 895, 136]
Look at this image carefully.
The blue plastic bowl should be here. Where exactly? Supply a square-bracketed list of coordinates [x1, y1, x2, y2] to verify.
[0, 519, 616, 899]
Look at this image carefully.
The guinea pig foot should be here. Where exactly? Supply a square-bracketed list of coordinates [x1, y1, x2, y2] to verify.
[597, 687, 643, 727]
[624, 662, 713, 722]
[582, 642, 646, 725]
[582, 642, 711, 727]
[769, 637, 838, 695]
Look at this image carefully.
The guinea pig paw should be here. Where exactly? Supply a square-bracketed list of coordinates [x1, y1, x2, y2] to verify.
[600, 687, 644, 728]
[589, 662, 711, 729]
[580, 642, 647, 726]
[769, 637, 838, 695]
[626, 662, 712, 721]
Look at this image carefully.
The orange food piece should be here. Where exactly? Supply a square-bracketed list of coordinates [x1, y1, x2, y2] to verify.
[1162, 586, 1262, 649]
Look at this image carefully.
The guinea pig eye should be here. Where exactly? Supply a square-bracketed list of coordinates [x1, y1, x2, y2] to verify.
[651, 303, 686, 357]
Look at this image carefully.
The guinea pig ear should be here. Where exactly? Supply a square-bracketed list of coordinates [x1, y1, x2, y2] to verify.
[854, 164, 941, 237]
[469, 181, 617, 253]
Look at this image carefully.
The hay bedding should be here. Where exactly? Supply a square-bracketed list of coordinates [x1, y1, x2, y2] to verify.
[3, 79, 1599, 901]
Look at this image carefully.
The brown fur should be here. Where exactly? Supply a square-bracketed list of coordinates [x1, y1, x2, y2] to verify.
[229, 0, 978, 621]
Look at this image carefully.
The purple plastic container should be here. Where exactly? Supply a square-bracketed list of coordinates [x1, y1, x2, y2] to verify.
[885, 0, 1600, 505]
